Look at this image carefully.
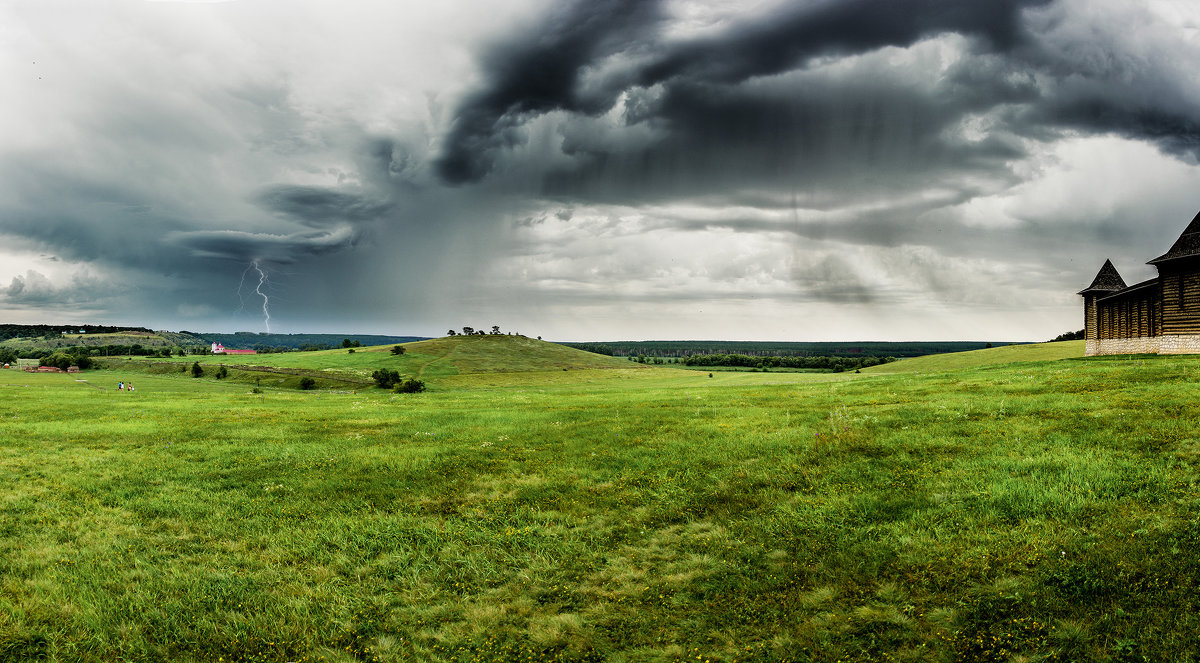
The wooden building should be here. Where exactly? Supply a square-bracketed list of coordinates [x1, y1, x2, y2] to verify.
[1081, 210, 1200, 355]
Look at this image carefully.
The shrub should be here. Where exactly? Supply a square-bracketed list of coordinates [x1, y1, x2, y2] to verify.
[394, 378, 425, 393]
[391, 345, 406, 355]
[298, 377, 316, 390]
[39, 350, 92, 370]
[216, 365, 228, 379]
[191, 362, 203, 378]
[372, 369, 401, 389]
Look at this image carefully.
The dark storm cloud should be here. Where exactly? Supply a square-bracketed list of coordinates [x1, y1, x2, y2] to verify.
[434, 0, 665, 184]
[544, 76, 1026, 202]
[165, 225, 358, 263]
[436, 0, 1053, 187]
[255, 184, 393, 226]
[438, 0, 1200, 213]
[634, 0, 1049, 85]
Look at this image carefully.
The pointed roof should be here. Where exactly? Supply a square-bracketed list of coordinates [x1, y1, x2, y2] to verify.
[1149, 209, 1200, 264]
[1078, 259, 1127, 295]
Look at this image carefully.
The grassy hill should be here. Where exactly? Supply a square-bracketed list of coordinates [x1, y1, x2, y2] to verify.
[0, 330, 200, 353]
[108, 334, 641, 391]
[196, 332, 426, 350]
[7, 336, 1200, 661]
[863, 339, 1085, 374]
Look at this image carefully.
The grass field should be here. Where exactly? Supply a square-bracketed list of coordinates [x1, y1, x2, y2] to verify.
[3, 337, 1199, 662]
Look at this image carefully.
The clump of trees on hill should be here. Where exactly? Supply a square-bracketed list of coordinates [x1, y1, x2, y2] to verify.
[39, 350, 93, 370]
[0, 324, 152, 341]
[1050, 329, 1085, 342]
[5, 344, 210, 360]
[371, 368, 425, 393]
[448, 326, 517, 337]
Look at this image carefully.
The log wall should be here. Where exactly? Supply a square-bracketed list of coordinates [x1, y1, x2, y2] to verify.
[1095, 287, 1158, 342]
[1157, 265, 1200, 336]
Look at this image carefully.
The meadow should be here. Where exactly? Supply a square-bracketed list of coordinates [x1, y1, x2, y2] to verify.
[3, 337, 1199, 662]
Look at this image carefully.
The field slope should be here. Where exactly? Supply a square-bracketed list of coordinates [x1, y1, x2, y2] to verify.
[864, 339, 1085, 374]
[114, 335, 640, 391]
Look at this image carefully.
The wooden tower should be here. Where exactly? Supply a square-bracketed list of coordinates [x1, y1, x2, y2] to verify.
[1078, 259, 1125, 355]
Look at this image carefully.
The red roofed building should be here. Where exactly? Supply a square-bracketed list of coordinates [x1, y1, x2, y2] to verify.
[211, 342, 256, 355]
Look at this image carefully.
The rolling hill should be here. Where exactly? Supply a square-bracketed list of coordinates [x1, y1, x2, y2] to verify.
[108, 334, 641, 390]
[862, 339, 1085, 374]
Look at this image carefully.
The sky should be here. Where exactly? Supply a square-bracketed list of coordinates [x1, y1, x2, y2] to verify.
[4, 0, 1200, 341]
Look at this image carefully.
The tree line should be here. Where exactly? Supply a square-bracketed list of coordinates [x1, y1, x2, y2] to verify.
[560, 340, 1015, 358]
[0, 344, 213, 362]
[678, 353, 897, 371]
[0, 323, 152, 341]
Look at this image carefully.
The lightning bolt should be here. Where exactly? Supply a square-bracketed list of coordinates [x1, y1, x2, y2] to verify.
[251, 260, 271, 333]
[235, 263, 253, 312]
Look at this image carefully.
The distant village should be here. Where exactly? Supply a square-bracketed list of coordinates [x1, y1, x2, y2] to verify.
[210, 342, 256, 355]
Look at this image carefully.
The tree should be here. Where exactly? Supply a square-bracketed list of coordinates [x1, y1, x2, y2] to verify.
[0, 347, 16, 365]
[462, 327, 474, 336]
[342, 338, 353, 348]
[191, 361, 203, 378]
[447, 329, 457, 336]
[394, 377, 425, 393]
[391, 345, 406, 355]
[216, 365, 228, 380]
[491, 325, 501, 335]
[299, 377, 316, 390]
[372, 368, 401, 389]
[40, 352, 73, 370]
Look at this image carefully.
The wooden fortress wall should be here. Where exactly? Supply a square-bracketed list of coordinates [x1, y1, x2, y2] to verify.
[1086, 260, 1200, 355]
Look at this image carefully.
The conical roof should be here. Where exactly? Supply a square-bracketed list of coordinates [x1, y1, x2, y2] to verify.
[1149, 209, 1200, 264]
[1077, 259, 1126, 295]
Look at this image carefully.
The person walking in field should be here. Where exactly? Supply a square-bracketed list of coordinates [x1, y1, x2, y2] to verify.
[118, 381, 123, 391]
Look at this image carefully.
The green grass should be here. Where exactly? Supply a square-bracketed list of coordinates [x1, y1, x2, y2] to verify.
[2, 338, 1200, 662]
[128, 335, 639, 391]
[864, 340, 1085, 374]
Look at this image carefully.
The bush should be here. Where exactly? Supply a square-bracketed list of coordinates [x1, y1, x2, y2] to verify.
[298, 377, 316, 390]
[372, 369, 401, 389]
[40, 350, 92, 370]
[391, 345, 406, 355]
[191, 362, 203, 378]
[394, 378, 425, 393]
[216, 365, 228, 380]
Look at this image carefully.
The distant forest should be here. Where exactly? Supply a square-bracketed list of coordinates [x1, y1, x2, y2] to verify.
[559, 340, 1024, 359]
[0, 324, 152, 341]
[195, 332, 428, 351]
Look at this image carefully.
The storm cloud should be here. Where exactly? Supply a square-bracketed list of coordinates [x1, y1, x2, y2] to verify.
[439, 0, 1200, 209]
[2, 0, 1200, 340]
